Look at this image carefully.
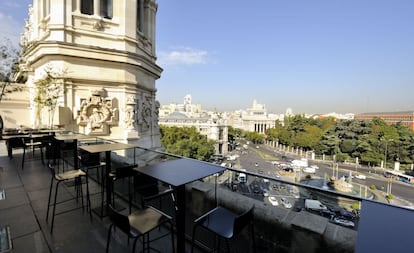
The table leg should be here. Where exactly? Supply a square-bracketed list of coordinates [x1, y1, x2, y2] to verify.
[176, 185, 186, 253]
[73, 140, 78, 169]
[105, 151, 112, 208]
[6, 141, 12, 159]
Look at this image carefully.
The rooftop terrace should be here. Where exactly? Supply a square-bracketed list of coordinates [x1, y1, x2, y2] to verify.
[1, 137, 413, 253]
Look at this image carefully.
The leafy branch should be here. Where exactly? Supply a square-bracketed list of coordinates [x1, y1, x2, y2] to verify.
[34, 65, 65, 128]
[0, 38, 21, 102]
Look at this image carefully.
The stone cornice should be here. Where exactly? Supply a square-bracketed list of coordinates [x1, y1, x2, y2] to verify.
[23, 41, 163, 78]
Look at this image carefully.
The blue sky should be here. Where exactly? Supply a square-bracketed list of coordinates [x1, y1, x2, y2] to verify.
[2, 0, 414, 114]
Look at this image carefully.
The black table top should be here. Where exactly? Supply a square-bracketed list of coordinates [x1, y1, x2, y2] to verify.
[79, 143, 135, 153]
[355, 200, 414, 253]
[135, 158, 225, 187]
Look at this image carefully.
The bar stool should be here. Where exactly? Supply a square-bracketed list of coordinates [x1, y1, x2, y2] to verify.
[46, 164, 90, 233]
[106, 205, 175, 253]
[109, 165, 138, 214]
[21, 135, 45, 169]
[191, 205, 256, 253]
[78, 151, 106, 219]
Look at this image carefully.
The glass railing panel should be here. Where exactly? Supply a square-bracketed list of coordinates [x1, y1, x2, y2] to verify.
[188, 163, 364, 252]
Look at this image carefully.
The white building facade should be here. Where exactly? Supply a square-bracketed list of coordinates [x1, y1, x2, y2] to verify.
[159, 95, 229, 155]
[17, 0, 162, 149]
[227, 100, 279, 134]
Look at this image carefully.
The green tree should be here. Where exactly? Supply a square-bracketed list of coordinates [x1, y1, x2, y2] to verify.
[292, 124, 323, 150]
[319, 134, 340, 156]
[245, 131, 265, 144]
[160, 126, 216, 161]
[340, 139, 356, 154]
[33, 65, 65, 128]
[228, 126, 245, 140]
[0, 38, 22, 102]
[265, 127, 279, 141]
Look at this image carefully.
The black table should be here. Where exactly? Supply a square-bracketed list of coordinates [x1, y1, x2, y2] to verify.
[2, 134, 48, 159]
[79, 143, 135, 215]
[135, 158, 225, 253]
[54, 134, 92, 169]
[355, 200, 414, 253]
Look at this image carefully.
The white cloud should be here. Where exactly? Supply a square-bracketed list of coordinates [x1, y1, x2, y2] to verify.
[158, 47, 208, 66]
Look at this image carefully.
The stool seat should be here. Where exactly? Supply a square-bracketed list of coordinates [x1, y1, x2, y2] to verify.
[129, 208, 169, 235]
[106, 205, 175, 253]
[55, 169, 86, 181]
[46, 164, 90, 233]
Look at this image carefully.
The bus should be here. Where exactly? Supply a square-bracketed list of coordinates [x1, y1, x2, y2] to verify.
[384, 170, 414, 184]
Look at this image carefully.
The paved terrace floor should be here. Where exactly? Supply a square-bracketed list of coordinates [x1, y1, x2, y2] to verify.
[0, 141, 205, 253]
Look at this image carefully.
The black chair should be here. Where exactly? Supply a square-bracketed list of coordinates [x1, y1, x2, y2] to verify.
[21, 135, 45, 169]
[133, 173, 176, 212]
[46, 164, 90, 233]
[110, 167, 177, 215]
[109, 165, 138, 214]
[57, 140, 77, 170]
[191, 206, 256, 253]
[106, 205, 175, 253]
[78, 150, 106, 217]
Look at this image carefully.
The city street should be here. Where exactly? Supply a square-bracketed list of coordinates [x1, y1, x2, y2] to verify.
[227, 140, 414, 209]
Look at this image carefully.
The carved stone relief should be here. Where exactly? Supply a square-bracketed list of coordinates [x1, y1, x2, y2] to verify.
[124, 94, 137, 130]
[137, 94, 153, 132]
[153, 100, 160, 133]
[78, 89, 118, 136]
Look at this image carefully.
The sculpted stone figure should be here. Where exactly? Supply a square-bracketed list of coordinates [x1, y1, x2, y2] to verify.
[89, 108, 104, 129]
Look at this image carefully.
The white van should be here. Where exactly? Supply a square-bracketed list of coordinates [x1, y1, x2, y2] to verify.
[305, 199, 327, 211]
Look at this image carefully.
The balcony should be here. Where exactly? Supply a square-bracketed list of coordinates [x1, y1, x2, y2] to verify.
[1, 137, 413, 253]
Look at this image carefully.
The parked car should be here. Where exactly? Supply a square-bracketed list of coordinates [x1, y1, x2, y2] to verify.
[292, 192, 300, 199]
[303, 167, 316, 174]
[332, 217, 355, 228]
[268, 196, 279, 206]
[338, 209, 356, 220]
[310, 165, 319, 170]
[263, 189, 269, 197]
[340, 174, 354, 179]
[355, 174, 366, 180]
[280, 197, 292, 208]
[320, 208, 335, 218]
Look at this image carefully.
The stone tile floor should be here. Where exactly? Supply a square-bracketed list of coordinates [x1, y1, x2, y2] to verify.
[0, 141, 186, 253]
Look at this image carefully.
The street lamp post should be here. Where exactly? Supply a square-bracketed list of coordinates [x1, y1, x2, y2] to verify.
[384, 141, 388, 170]
[383, 139, 394, 171]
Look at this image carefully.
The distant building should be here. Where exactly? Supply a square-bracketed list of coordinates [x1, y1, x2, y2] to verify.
[355, 111, 414, 130]
[227, 100, 280, 134]
[312, 112, 355, 120]
[159, 95, 229, 155]
[159, 94, 202, 117]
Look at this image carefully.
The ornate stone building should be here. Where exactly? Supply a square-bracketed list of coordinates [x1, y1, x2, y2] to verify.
[159, 95, 229, 155]
[17, 0, 162, 148]
[227, 100, 280, 134]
